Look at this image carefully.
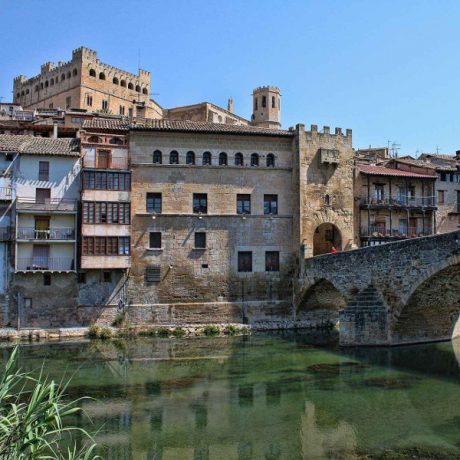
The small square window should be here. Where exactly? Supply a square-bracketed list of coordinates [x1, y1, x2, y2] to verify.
[265, 251, 280, 272]
[43, 273, 51, 285]
[193, 193, 207, 214]
[238, 251, 252, 272]
[77, 272, 86, 284]
[145, 265, 161, 284]
[149, 232, 162, 249]
[103, 271, 112, 283]
[195, 232, 206, 249]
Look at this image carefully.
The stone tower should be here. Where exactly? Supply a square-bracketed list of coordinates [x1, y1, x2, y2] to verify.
[251, 86, 281, 129]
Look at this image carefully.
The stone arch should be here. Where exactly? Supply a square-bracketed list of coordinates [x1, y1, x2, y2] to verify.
[392, 262, 460, 343]
[297, 278, 347, 321]
[313, 223, 342, 256]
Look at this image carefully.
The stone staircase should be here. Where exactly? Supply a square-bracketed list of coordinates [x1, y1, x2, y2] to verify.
[346, 285, 386, 309]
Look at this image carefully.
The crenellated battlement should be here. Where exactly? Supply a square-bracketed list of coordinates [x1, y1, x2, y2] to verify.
[72, 46, 97, 61]
[252, 85, 281, 94]
[308, 124, 352, 140]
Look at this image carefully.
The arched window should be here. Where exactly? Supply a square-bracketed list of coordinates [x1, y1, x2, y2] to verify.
[169, 150, 179, 164]
[45, 80, 49, 88]
[186, 151, 195, 165]
[272, 96, 276, 108]
[99, 72, 106, 80]
[109, 137, 123, 145]
[266, 153, 275, 167]
[153, 150, 162, 164]
[16, 92, 20, 98]
[25, 89, 29, 95]
[67, 71, 71, 78]
[61, 73, 65, 81]
[20, 91, 24, 96]
[142, 88, 148, 95]
[120, 80, 127, 87]
[128, 82, 134, 90]
[50, 78, 54, 86]
[219, 152, 228, 166]
[202, 152, 212, 165]
[88, 135, 101, 143]
[135, 85, 141, 93]
[35, 85, 39, 92]
[89, 69, 96, 77]
[73, 69, 77, 76]
[324, 194, 330, 206]
[235, 152, 243, 166]
[251, 153, 259, 167]
[254, 98, 258, 110]
[262, 96, 267, 108]
[40, 83, 44, 90]
[113, 77, 119, 85]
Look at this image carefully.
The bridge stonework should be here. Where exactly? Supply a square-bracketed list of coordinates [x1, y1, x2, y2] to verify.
[297, 231, 460, 346]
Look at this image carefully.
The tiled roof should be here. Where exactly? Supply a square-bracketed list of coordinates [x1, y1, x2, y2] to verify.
[0, 134, 80, 156]
[419, 153, 456, 161]
[82, 117, 130, 131]
[130, 119, 293, 137]
[358, 165, 436, 179]
[388, 158, 439, 169]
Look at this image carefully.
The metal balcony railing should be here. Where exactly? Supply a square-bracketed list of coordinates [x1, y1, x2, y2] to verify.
[16, 198, 77, 212]
[360, 225, 433, 238]
[0, 187, 12, 200]
[360, 196, 436, 207]
[16, 257, 75, 271]
[0, 226, 12, 241]
[17, 227, 75, 240]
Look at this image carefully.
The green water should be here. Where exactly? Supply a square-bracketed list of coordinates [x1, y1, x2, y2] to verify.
[3, 332, 460, 459]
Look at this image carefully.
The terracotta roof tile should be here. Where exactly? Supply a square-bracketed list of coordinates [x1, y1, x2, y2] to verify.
[82, 117, 130, 131]
[358, 164, 436, 179]
[0, 134, 80, 156]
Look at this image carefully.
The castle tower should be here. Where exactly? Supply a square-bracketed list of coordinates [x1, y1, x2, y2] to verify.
[251, 86, 281, 129]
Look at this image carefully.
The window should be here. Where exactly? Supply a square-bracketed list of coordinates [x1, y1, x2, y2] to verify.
[250, 153, 259, 167]
[169, 150, 179, 164]
[5, 152, 14, 161]
[43, 273, 51, 285]
[438, 190, 445, 205]
[103, 271, 111, 283]
[135, 85, 141, 92]
[145, 266, 161, 284]
[109, 137, 123, 145]
[440, 172, 447, 181]
[120, 79, 127, 87]
[102, 100, 108, 111]
[238, 252, 252, 272]
[128, 82, 134, 90]
[264, 194, 278, 215]
[235, 153, 243, 166]
[324, 194, 330, 206]
[99, 72, 106, 80]
[83, 171, 131, 191]
[237, 194, 251, 214]
[262, 96, 266, 108]
[193, 193, 207, 214]
[83, 202, 130, 224]
[219, 152, 228, 166]
[272, 96, 276, 108]
[375, 184, 384, 201]
[50, 78, 54, 86]
[266, 154, 275, 167]
[186, 151, 195, 165]
[89, 69, 96, 77]
[153, 150, 162, 164]
[97, 150, 110, 169]
[36, 188, 51, 204]
[149, 232, 162, 249]
[45, 81, 49, 88]
[77, 272, 86, 284]
[195, 232, 206, 249]
[73, 69, 77, 76]
[61, 73, 65, 81]
[113, 77, 119, 85]
[128, 108, 133, 118]
[265, 251, 280, 272]
[202, 152, 212, 165]
[82, 237, 130, 255]
[38, 161, 49, 181]
[65, 96, 71, 109]
[71, 117, 83, 123]
[86, 95, 93, 106]
[142, 88, 148, 95]
[67, 71, 71, 78]
[88, 135, 100, 143]
[254, 98, 258, 110]
[146, 193, 162, 213]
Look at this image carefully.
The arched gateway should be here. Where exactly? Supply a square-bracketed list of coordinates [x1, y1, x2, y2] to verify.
[313, 223, 342, 256]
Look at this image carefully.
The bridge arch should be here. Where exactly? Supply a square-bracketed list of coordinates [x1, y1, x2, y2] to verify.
[392, 261, 460, 343]
[313, 223, 342, 256]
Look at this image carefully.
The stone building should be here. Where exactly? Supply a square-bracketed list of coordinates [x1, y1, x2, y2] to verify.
[13, 47, 162, 119]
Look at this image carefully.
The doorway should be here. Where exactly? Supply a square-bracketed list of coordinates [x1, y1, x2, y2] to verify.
[313, 223, 342, 256]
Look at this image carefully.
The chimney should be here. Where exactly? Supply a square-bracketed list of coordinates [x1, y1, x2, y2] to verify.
[227, 97, 233, 113]
[53, 123, 58, 139]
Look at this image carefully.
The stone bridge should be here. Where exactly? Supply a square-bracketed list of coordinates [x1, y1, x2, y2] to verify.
[296, 231, 460, 346]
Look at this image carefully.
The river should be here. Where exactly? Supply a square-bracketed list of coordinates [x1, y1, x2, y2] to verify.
[2, 331, 460, 459]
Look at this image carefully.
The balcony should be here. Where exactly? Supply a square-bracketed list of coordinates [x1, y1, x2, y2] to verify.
[0, 187, 12, 200]
[320, 148, 340, 164]
[360, 225, 433, 239]
[16, 198, 77, 213]
[16, 257, 75, 272]
[0, 226, 12, 241]
[359, 196, 436, 208]
[17, 227, 75, 241]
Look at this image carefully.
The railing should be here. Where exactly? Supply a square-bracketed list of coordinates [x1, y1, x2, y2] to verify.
[17, 227, 75, 240]
[360, 196, 436, 207]
[360, 226, 433, 238]
[0, 187, 12, 200]
[0, 226, 11, 241]
[16, 198, 77, 212]
[16, 257, 75, 271]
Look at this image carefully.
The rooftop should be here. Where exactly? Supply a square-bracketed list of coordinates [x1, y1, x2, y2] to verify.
[358, 164, 436, 179]
[82, 117, 130, 132]
[0, 134, 80, 156]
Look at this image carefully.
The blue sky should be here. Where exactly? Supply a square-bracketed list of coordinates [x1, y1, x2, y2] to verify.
[1, 0, 459, 155]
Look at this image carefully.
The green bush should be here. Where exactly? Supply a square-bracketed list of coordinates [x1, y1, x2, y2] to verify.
[138, 328, 157, 337]
[223, 325, 237, 335]
[157, 328, 171, 338]
[0, 346, 99, 459]
[99, 328, 113, 340]
[88, 324, 102, 339]
[172, 327, 186, 337]
[112, 311, 126, 328]
[203, 325, 220, 336]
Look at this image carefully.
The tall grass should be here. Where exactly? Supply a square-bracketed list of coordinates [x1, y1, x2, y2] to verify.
[0, 347, 99, 460]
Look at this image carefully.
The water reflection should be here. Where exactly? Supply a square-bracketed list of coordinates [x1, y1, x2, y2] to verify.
[3, 333, 460, 459]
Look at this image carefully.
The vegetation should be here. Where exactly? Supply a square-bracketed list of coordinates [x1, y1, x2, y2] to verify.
[0, 347, 98, 459]
[203, 325, 220, 336]
[223, 325, 238, 335]
[172, 327, 186, 337]
[88, 324, 112, 340]
[111, 311, 126, 328]
[157, 328, 171, 338]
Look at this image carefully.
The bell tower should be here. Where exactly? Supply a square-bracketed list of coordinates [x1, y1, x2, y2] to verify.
[251, 86, 281, 129]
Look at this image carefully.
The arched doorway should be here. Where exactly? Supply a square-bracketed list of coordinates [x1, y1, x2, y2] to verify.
[313, 223, 342, 256]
